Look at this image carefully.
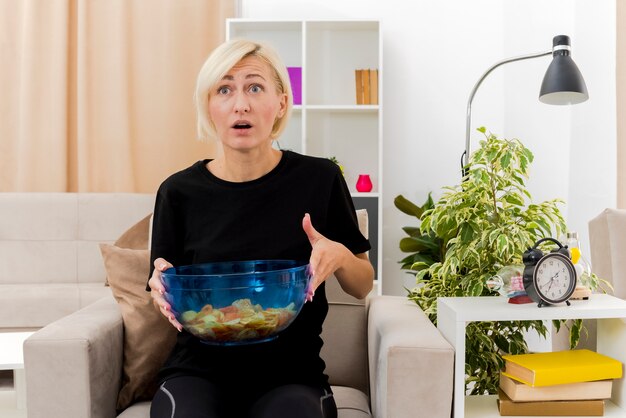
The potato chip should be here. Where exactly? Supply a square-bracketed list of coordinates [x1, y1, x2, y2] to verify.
[180, 298, 297, 342]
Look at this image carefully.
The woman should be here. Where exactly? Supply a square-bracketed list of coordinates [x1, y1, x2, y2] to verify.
[148, 39, 374, 418]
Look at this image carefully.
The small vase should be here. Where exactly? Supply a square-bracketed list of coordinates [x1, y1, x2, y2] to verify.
[356, 174, 373, 192]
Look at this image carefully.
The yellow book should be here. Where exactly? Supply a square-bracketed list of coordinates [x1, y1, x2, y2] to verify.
[355, 69, 364, 105]
[497, 389, 605, 416]
[499, 373, 612, 402]
[502, 349, 622, 387]
[369, 69, 378, 105]
[362, 69, 370, 105]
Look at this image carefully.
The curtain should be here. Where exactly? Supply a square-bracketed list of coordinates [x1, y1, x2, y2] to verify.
[0, 0, 235, 192]
[618, 0, 626, 208]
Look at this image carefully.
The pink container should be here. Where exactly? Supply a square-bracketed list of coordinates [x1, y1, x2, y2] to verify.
[356, 174, 373, 192]
[287, 67, 302, 105]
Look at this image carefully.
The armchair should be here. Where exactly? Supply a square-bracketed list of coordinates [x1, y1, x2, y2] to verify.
[589, 208, 626, 300]
[24, 279, 454, 418]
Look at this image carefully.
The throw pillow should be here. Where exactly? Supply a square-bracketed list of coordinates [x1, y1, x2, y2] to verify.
[99, 243, 177, 411]
[114, 213, 152, 249]
[104, 213, 152, 287]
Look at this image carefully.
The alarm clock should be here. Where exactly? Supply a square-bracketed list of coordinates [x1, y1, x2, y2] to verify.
[522, 237, 577, 307]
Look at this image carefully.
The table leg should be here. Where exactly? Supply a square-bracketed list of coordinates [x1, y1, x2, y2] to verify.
[438, 301, 467, 418]
[597, 318, 626, 409]
[14, 368, 26, 410]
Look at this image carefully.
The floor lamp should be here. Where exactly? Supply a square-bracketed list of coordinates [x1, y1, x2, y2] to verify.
[463, 35, 589, 175]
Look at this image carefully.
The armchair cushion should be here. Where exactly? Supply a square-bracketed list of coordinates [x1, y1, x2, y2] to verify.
[100, 244, 176, 411]
[589, 208, 626, 299]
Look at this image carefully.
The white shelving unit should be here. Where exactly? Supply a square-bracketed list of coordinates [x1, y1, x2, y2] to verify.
[437, 294, 626, 418]
[226, 19, 383, 289]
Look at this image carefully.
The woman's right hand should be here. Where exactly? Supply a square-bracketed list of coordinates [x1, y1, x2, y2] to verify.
[149, 257, 182, 332]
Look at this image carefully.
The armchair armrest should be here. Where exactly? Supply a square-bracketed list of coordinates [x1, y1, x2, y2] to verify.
[24, 295, 123, 418]
[368, 296, 454, 418]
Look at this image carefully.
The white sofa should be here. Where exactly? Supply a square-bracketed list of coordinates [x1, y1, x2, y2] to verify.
[16, 192, 455, 418]
[0, 193, 155, 330]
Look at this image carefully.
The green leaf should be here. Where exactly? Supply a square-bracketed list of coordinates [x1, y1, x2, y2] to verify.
[394, 195, 423, 218]
[410, 261, 431, 271]
[570, 319, 582, 349]
[526, 221, 540, 230]
[399, 236, 440, 253]
[402, 226, 420, 236]
[535, 218, 551, 235]
[503, 193, 525, 207]
[496, 235, 508, 255]
[494, 334, 510, 352]
[424, 193, 435, 210]
[522, 147, 534, 163]
[500, 152, 512, 169]
[401, 253, 435, 266]
[469, 280, 484, 296]
[460, 223, 474, 242]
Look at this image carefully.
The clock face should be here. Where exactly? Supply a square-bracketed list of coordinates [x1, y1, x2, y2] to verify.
[533, 253, 576, 303]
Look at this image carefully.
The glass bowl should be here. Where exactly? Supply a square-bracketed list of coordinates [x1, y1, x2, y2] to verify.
[162, 260, 311, 345]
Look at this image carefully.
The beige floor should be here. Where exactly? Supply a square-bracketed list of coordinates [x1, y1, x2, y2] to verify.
[0, 371, 27, 418]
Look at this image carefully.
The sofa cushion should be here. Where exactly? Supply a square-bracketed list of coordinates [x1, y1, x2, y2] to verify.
[332, 385, 372, 417]
[0, 283, 111, 329]
[100, 244, 177, 411]
[115, 388, 371, 418]
[117, 401, 151, 418]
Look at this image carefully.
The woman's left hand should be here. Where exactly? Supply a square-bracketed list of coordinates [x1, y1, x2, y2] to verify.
[302, 213, 352, 301]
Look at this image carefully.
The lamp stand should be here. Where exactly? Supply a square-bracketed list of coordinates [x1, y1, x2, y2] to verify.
[463, 50, 552, 174]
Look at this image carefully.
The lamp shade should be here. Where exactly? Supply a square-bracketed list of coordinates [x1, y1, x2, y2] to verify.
[539, 35, 588, 105]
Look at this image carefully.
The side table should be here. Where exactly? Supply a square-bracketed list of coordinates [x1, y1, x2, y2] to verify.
[0, 332, 34, 410]
[437, 294, 626, 418]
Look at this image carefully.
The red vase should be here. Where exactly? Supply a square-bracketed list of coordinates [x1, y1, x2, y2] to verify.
[356, 174, 373, 192]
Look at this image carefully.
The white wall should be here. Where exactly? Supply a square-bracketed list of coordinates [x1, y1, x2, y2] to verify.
[241, 0, 617, 296]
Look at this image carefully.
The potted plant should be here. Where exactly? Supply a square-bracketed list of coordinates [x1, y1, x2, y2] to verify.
[395, 128, 607, 394]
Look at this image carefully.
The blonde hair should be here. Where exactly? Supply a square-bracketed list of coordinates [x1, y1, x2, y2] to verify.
[194, 39, 293, 141]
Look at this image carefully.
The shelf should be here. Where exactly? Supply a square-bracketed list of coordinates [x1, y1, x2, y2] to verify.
[227, 18, 383, 288]
[306, 105, 379, 112]
[228, 20, 302, 32]
[437, 294, 626, 418]
[306, 20, 379, 32]
[351, 192, 379, 198]
[465, 395, 624, 418]
[438, 294, 626, 322]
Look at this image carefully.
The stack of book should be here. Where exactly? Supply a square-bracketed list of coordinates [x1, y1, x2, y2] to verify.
[355, 69, 378, 105]
[498, 349, 623, 416]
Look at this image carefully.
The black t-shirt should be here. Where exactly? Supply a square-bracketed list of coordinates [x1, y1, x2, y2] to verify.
[149, 150, 370, 393]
